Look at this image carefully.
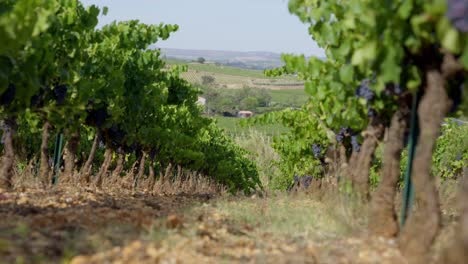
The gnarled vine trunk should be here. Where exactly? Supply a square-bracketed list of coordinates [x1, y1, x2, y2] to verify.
[438, 171, 468, 264]
[146, 153, 156, 191]
[80, 130, 100, 183]
[0, 117, 16, 190]
[112, 149, 124, 179]
[148, 161, 155, 189]
[369, 107, 410, 237]
[95, 146, 113, 188]
[63, 130, 80, 183]
[40, 121, 51, 186]
[399, 70, 450, 264]
[351, 122, 385, 199]
[133, 151, 146, 189]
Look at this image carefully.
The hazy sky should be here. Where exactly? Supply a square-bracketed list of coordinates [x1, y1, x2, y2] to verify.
[80, 0, 324, 56]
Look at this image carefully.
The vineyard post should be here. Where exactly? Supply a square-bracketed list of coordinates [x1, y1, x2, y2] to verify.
[400, 93, 420, 226]
[52, 133, 64, 185]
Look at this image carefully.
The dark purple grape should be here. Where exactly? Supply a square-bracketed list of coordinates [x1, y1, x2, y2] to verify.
[336, 133, 344, 143]
[30, 94, 41, 107]
[0, 83, 16, 106]
[336, 127, 351, 143]
[86, 100, 109, 127]
[447, 0, 468, 32]
[107, 125, 126, 146]
[355, 80, 374, 101]
[384, 83, 404, 96]
[342, 127, 352, 135]
[394, 84, 402, 95]
[149, 149, 157, 159]
[312, 144, 322, 159]
[95, 109, 108, 127]
[351, 135, 361, 153]
[53, 84, 68, 105]
[367, 107, 377, 118]
[302, 175, 313, 188]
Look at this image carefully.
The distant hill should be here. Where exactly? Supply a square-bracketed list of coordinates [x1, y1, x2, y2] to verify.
[156, 48, 287, 70]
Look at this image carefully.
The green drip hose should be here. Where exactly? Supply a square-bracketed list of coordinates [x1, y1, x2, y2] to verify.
[400, 93, 420, 227]
[52, 133, 64, 185]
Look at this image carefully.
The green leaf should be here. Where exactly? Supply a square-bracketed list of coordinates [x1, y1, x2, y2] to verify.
[351, 41, 377, 66]
[460, 42, 468, 70]
[339, 64, 354, 84]
[407, 66, 421, 92]
[398, 0, 413, 19]
[437, 17, 461, 53]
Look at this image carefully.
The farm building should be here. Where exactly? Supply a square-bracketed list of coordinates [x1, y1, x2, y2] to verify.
[237, 111, 254, 118]
[196, 96, 206, 106]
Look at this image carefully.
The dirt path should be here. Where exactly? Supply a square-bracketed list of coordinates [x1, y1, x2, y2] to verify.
[2, 189, 453, 264]
[0, 188, 214, 263]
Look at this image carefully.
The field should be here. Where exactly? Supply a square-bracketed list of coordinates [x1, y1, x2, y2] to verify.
[269, 89, 308, 106]
[166, 59, 270, 78]
[166, 59, 304, 90]
[214, 116, 288, 137]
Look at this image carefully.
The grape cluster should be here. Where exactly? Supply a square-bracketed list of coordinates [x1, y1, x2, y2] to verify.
[301, 175, 313, 189]
[86, 100, 109, 127]
[107, 125, 126, 147]
[447, 0, 468, 32]
[336, 127, 352, 143]
[149, 149, 157, 160]
[86, 108, 108, 127]
[0, 84, 16, 107]
[53, 85, 68, 105]
[288, 175, 314, 191]
[30, 88, 48, 108]
[30, 94, 41, 107]
[384, 83, 403, 96]
[355, 80, 375, 101]
[351, 135, 361, 153]
[312, 144, 322, 159]
[367, 107, 377, 118]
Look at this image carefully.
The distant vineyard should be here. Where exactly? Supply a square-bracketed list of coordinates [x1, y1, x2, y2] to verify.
[180, 69, 304, 90]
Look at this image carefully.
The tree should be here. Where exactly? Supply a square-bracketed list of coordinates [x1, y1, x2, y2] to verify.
[201, 75, 215, 86]
[240, 97, 259, 111]
[197, 57, 206, 64]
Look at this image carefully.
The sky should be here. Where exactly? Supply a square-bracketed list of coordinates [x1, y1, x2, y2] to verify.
[80, 0, 324, 56]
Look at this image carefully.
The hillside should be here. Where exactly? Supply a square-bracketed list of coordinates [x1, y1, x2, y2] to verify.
[159, 48, 325, 70]
[159, 48, 284, 70]
[165, 59, 304, 90]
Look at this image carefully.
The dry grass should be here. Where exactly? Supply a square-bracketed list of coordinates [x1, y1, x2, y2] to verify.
[212, 192, 367, 241]
[11, 160, 226, 197]
[234, 130, 281, 188]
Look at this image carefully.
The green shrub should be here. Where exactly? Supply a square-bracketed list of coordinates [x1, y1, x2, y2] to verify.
[372, 120, 468, 188]
[426, 120, 467, 180]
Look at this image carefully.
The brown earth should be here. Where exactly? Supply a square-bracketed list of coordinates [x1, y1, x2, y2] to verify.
[0, 187, 214, 263]
[0, 187, 459, 264]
